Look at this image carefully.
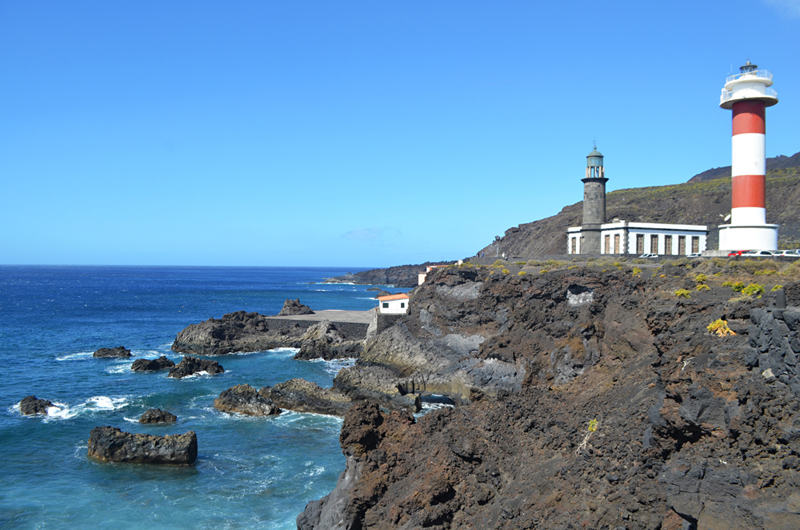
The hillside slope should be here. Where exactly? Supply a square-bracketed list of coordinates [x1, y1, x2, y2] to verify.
[478, 153, 800, 258]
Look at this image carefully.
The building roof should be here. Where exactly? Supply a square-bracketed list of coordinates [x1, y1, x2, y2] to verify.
[587, 148, 603, 158]
[377, 293, 410, 301]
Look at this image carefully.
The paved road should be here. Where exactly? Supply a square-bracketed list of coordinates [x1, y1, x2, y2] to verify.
[268, 309, 376, 324]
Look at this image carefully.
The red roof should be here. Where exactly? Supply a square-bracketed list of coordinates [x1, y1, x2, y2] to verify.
[377, 293, 410, 301]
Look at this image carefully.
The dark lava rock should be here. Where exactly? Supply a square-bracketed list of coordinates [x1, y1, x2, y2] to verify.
[373, 290, 392, 299]
[278, 298, 314, 316]
[93, 346, 131, 358]
[131, 356, 175, 372]
[294, 320, 364, 361]
[214, 384, 281, 416]
[260, 379, 353, 416]
[366, 287, 382, 292]
[19, 395, 53, 415]
[167, 356, 224, 379]
[299, 265, 800, 530]
[87, 426, 197, 464]
[139, 408, 177, 424]
[172, 311, 307, 355]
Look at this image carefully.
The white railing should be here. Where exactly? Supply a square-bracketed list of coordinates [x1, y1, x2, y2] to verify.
[720, 87, 777, 103]
[725, 69, 773, 84]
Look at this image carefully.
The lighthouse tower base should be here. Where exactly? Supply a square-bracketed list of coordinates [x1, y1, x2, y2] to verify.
[718, 224, 778, 251]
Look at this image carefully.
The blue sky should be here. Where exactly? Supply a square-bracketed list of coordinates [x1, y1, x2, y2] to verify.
[1, 1, 798, 267]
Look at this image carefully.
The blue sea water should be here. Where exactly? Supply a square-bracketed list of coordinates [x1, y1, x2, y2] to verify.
[0, 265, 393, 530]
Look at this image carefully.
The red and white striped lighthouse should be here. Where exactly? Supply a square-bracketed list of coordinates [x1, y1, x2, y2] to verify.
[718, 61, 779, 251]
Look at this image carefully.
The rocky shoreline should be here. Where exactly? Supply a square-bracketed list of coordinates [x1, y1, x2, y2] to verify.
[135, 261, 800, 527]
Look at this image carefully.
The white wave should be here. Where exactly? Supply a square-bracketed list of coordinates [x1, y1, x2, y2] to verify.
[46, 402, 79, 420]
[123, 416, 140, 423]
[105, 363, 131, 374]
[56, 351, 94, 361]
[86, 396, 129, 410]
[298, 465, 325, 478]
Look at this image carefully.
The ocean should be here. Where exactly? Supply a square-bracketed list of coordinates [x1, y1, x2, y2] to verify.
[0, 265, 391, 529]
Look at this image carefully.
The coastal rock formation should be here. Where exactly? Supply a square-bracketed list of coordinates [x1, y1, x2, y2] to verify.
[171, 311, 307, 355]
[87, 426, 197, 465]
[131, 356, 175, 372]
[278, 298, 314, 316]
[299, 264, 800, 529]
[373, 290, 392, 299]
[259, 378, 353, 416]
[213, 384, 280, 416]
[93, 346, 131, 358]
[19, 395, 53, 415]
[139, 408, 177, 424]
[324, 261, 454, 288]
[167, 356, 224, 379]
[294, 320, 364, 361]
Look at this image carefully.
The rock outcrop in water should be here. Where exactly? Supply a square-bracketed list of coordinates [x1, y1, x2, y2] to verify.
[171, 311, 308, 355]
[19, 395, 53, 415]
[213, 384, 281, 416]
[298, 261, 800, 530]
[278, 298, 314, 316]
[259, 379, 354, 416]
[139, 408, 177, 424]
[131, 356, 175, 372]
[87, 426, 197, 464]
[93, 346, 131, 358]
[167, 356, 224, 379]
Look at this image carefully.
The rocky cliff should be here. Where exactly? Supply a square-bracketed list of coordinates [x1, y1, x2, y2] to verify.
[299, 259, 800, 530]
[324, 261, 456, 288]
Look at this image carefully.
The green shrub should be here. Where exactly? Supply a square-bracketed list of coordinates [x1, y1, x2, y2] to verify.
[501, 268, 510, 275]
[674, 289, 692, 298]
[754, 269, 777, 275]
[707, 319, 735, 336]
[722, 281, 745, 292]
[696, 284, 710, 291]
[492, 259, 508, 268]
[632, 267, 642, 277]
[771, 284, 783, 292]
[632, 259, 647, 265]
[741, 283, 765, 297]
[539, 269, 549, 274]
[694, 273, 707, 284]
[518, 271, 527, 276]
[527, 259, 542, 266]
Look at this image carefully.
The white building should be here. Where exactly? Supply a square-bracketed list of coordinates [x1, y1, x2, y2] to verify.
[377, 293, 410, 314]
[568, 220, 708, 256]
[418, 264, 449, 285]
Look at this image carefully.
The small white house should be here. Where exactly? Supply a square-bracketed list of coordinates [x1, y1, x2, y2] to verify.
[377, 293, 410, 314]
[417, 264, 449, 285]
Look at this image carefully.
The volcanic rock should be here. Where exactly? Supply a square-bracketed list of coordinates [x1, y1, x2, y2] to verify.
[294, 320, 364, 361]
[87, 426, 197, 464]
[259, 379, 353, 416]
[167, 356, 224, 379]
[213, 384, 280, 416]
[19, 395, 53, 415]
[278, 298, 314, 316]
[373, 290, 392, 299]
[131, 356, 175, 372]
[171, 310, 306, 355]
[93, 346, 131, 358]
[139, 408, 177, 424]
[298, 263, 800, 530]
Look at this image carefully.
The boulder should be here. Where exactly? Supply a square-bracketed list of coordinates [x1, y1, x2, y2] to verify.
[167, 356, 224, 379]
[139, 408, 177, 424]
[294, 320, 364, 361]
[93, 346, 131, 358]
[19, 395, 53, 415]
[87, 426, 197, 464]
[373, 290, 392, 299]
[214, 384, 281, 416]
[131, 356, 175, 372]
[260, 379, 353, 416]
[278, 298, 314, 316]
